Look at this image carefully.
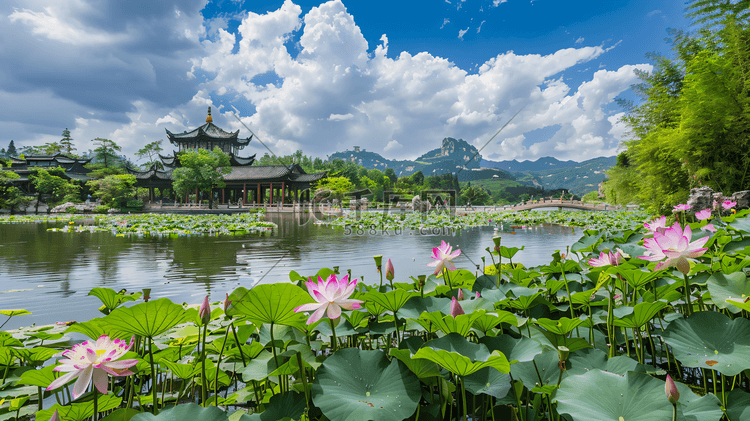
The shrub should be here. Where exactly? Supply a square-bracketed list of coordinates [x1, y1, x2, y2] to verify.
[94, 205, 110, 214]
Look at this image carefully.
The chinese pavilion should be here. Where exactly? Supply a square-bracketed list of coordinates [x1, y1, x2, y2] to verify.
[127, 107, 326, 204]
[6, 153, 92, 193]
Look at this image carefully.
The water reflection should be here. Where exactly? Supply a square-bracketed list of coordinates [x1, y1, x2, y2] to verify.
[0, 214, 582, 330]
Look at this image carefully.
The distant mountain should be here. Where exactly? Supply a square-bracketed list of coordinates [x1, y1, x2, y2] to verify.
[481, 157, 581, 172]
[329, 137, 510, 181]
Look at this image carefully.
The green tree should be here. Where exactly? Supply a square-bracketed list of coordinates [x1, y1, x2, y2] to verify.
[7, 140, 17, 156]
[135, 140, 164, 169]
[30, 169, 80, 213]
[59, 128, 76, 155]
[384, 168, 397, 185]
[86, 174, 137, 208]
[0, 166, 31, 213]
[92, 138, 122, 168]
[172, 147, 231, 209]
[314, 176, 354, 196]
[460, 185, 491, 206]
[41, 142, 61, 155]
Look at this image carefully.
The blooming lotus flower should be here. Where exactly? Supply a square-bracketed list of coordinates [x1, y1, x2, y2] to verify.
[639, 222, 709, 274]
[644, 216, 667, 234]
[695, 209, 712, 220]
[47, 335, 137, 399]
[385, 259, 394, 282]
[673, 204, 691, 212]
[588, 250, 623, 267]
[294, 274, 364, 324]
[701, 224, 717, 233]
[427, 240, 461, 274]
[723, 200, 737, 210]
[450, 297, 465, 317]
[665, 374, 680, 404]
[199, 295, 210, 325]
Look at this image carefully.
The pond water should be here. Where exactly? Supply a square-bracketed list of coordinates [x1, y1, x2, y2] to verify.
[0, 213, 582, 330]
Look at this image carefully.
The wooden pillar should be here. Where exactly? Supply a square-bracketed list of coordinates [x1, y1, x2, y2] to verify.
[269, 182, 274, 205]
[281, 182, 285, 205]
[257, 184, 261, 205]
[222, 188, 225, 204]
[243, 183, 247, 204]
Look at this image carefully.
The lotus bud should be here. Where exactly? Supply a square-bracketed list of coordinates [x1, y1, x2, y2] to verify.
[142, 288, 151, 302]
[457, 288, 465, 301]
[450, 297, 465, 317]
[475, 291, 481, 299]
[199, 295, 211, 325]
[665, 374, 680, 404]
[492, 236, 501, 252]
[417, 275, 426, 288]
[49, 410, 60, 421]
[385, 259, 394, 281]
[333, 266, 340, 274]
[224, 293, 231, 313]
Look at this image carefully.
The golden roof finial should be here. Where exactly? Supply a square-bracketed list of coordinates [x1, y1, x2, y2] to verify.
[206, 106, 213, 123]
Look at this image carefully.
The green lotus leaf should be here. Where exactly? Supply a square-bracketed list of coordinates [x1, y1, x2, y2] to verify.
[364, 289, 417, 314]
[479, 335, 543, 364]
[472, 311, 521, 333]
[88, 287, 141, 312]
[389, 348, 441, 379]
[413, 333, 510, 376]
[706, 272, 750, 313]
[159, 360, 199, 380]
[254, 391, 306, 421]
[35, 394, 122, 421]
[557, 370, 722, 421]
[611, 301, 667, 328]
[615, 268, 658, 289]
[398, 297, 451, 320]
[566, 348, 647, 376]
[131, 403, 229, 421]
[227, 284, 312, 327]
[104, 298, 187, 339]
[99, 408, 143, 421]
[312, 348, 420, 421]
[0, 309, 31, 317]
[0, 331, 23, 347]
[725, 388, 750, 421]
[419, 311, 485, 336]
[18, 364, 57, 388]
[663, 311, 750, 376]
[463, 367, 511, 399]
[510, 349, 564, 394]
[534, 317, 584, 336]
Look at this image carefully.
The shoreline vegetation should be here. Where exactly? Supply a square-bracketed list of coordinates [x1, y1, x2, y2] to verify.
[3, 207, 750, 420]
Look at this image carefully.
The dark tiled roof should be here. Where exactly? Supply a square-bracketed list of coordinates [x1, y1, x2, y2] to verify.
[166, 122, 251, 146]
[223, 165, 291, 181]
[126, 164, 173, 181]
[291, 173, 327, 182]
[229, 154, 256, 166]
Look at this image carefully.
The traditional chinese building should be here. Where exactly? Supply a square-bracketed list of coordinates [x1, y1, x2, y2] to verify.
[127, 107, 326, 204]
[5, 153, 92, 193]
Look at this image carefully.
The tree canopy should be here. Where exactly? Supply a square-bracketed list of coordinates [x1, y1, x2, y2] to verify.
[172, 147, 231, 209]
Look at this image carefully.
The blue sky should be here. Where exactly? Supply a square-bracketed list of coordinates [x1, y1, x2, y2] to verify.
[1, 0, 690, 163]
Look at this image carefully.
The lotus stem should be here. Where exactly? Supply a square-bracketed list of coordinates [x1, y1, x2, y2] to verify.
[672, 403, 677, 421]
[92, 384, 98, 421]
[443, 268, 453, 289]
[214, 328, 229, 406]
[328, 318, 338, 352]
[269, 322, 282, 391]
[201, 325, 208, 407]
[296, 352, 310, 414]
[459, 376, 469, 421]
[683, 273, 693, 316]
[148, 336, 159, 414]
[230, 323, 247, 367]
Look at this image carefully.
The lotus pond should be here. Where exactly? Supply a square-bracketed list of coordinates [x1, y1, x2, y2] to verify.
[3, 209, 750, 420]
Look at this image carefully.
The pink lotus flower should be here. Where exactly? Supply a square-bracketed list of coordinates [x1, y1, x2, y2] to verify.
[723, 200, 737, 210]
[475, 291, 481, 299]
[665, 374, 680, 404]
[695, 209, 712, 220]
[639, 222, 709, 274]
[48, 410, 60, 421]
[588, 250, 623, 267]
[457, 288, 465, 301]
[701, 224, 717, 233]
[450, 297, 465, 317]
[385, 259, 394, 282]
[224, 293, 231, 313]
[294, 274, 364, 324]
[47, 335, 137, 399]
[673, 204, 691, 212]
[427, 240, 461, 274]
[644, 216, 667, 234]
[199, 295, 210, 325]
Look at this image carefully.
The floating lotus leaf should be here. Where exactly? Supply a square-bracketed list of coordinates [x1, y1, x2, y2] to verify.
[479, 335, 543, 364]
[312, 348, 420, 421]
[227, 284, 311, 327]
[464, 367, 511, 399]
[557, 370, 722, 421]
[705, 272, 750, 313]
[413, 333, 510, 376]
[131, 403, 229, 421]
[104, 298, 187, 339]
[663, 311, 750, 376]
